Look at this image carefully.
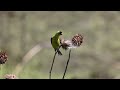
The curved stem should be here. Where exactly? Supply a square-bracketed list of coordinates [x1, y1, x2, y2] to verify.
[0, 65, 2, 79]
[49, 45, 62, 79]
[49, 51, 57, 79]
[62, 49, 71, 79]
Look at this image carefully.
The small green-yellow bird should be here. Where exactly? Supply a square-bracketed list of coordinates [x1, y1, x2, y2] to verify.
[51, 31, 63, 55]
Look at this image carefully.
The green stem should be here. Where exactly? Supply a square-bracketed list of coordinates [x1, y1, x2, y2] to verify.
[49, 45, 62, 79]
[0, 64, 2, 79]
[62, 49, 71, 79]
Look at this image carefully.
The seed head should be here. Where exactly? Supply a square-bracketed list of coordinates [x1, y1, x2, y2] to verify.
[4, 74, 18, 79]
[72, 34, 83, 46]
[0, 51, 8, 64]
[60, 34, 83, 50]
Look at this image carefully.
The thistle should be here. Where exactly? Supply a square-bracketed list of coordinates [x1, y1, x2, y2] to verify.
[0, 51, 8, 78]
[4, 74, 18, 79]
[0, 51, 8, 64]
[60, 34, 83, 79]
[60, 34, 83, 50]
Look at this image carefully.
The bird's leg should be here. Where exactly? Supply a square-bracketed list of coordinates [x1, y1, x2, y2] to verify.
[56, 45, 62, 55]
[57, 45, 62, 51]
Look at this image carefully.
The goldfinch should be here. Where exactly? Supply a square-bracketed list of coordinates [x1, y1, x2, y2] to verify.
[51, 31, 63, 55]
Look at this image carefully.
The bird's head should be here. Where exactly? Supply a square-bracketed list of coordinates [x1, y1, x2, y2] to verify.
[56, 31, 62, 36]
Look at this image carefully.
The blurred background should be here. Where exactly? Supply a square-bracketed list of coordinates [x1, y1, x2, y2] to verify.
[0, 11, 120, 79]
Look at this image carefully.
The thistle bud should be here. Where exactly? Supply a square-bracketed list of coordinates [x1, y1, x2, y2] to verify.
[72, 34, 83, 46]
[0, 51, 8, 64]
[4, 74, 18, 79]
[60, 34, 83, 50]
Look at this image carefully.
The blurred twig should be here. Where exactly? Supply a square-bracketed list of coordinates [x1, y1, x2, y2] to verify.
[13, 43, 42, 76]
[62, 49, 71, 79]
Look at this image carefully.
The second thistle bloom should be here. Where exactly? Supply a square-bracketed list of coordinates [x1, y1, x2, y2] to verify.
[4, 74, 18, 79]
[0, 51, 8, 64]
[60, 34, 83, 50]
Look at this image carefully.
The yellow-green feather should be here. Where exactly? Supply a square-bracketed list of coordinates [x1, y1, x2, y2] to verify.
[51, 34, 61, 50]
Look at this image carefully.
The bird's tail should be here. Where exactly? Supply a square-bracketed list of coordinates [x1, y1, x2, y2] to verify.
[57, 49, 62, 55]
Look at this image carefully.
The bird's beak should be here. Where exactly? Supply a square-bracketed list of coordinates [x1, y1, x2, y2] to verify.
[60, 32, 62, 35]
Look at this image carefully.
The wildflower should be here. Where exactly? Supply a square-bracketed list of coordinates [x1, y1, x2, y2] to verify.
[60, 34, 83, 50]
[4, 74, 18, 79]
[0, 51, 8, 64]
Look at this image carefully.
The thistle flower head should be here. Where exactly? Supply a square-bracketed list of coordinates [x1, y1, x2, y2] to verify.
[72, 34, 83, 46]
[60, 34, 83, 50]
[60, 39, 71, 50]
[4, 74, 18, 79]
[0, 51, 8, 64]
